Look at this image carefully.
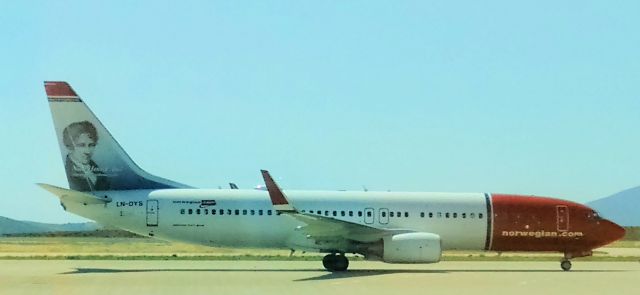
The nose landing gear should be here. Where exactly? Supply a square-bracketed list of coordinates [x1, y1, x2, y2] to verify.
[322, 253, 349, 272]
[560, 250, 591, 271]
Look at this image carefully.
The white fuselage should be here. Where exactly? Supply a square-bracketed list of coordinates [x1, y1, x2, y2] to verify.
[63, 189, 491, 252]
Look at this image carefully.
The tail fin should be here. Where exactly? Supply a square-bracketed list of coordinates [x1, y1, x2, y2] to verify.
[44, 81, 189, 192]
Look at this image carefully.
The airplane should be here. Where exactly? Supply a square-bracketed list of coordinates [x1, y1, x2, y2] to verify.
[39, 81, 625, 272]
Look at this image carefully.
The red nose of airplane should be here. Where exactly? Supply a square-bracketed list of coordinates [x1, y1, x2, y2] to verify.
[598, 219, 626, 246]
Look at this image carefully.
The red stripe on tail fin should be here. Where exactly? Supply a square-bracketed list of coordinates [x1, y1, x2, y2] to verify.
[44, 81, 78, 97]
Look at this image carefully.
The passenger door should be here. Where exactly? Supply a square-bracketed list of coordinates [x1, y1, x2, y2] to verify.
[556, 205, 568, 232]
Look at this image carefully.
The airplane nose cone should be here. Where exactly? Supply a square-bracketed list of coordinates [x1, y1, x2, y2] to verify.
[601, 220, 626, 245]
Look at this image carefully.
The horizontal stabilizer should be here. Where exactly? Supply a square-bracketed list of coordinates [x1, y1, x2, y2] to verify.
[37, 183, 112, 204]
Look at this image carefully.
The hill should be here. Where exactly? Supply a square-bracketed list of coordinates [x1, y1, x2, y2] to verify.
[587, 186, 640, 226]
[0, 216, 100, 235]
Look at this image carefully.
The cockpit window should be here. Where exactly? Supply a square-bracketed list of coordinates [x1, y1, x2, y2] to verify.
[588, 211, 602, 220]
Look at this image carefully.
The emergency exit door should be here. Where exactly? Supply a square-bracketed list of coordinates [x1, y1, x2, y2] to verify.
[147, 200, 159, 227]
[379, 208, 389, 224]
[364, 208, 374, 224]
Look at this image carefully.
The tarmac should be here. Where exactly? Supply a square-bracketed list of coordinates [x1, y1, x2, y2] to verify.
[1, 260, 639, 295]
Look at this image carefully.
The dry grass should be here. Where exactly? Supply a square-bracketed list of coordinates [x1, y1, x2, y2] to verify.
[0, 237, 291, 256]
[609, 240, 640, 248]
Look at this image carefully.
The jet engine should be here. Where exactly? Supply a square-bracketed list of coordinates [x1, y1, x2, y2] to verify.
[382, 232, 442, 263]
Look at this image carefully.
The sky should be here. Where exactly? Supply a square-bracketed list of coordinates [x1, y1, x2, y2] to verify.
[0, 1, 639, 223]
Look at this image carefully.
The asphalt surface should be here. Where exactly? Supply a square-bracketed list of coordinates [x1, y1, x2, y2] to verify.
[2, 260, 639, 295]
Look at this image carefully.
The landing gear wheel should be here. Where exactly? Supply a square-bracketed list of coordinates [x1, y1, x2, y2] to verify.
[560, 259, 572, 271]
[322, 253, 349, 272]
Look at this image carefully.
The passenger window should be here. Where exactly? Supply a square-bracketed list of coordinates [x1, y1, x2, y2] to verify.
[242, 209, 247, 215]
[332, 211, 337, 217]
[367, 211, 372, 217]
[358, 211, 363, 217]
[397, 211, 401, 217]
[180, 209, 185, 215]
[479, 213, 484, 219]
[462, 213, 466, 219]
[325, 211, 329, 216]
[220, 209, 224, 215]
[405, 212, 409, 218]
[212, 209, 216, 215]
[390, 212, 395, 217]
[235, 209, 240, 215]
[382, 211, 387, 217]
[470, 213, 475, 218]
[301, 210, 306, 213]
[227, 209, 232, 215]
[420, 212, 425, 218]
[341, 211, 345, 217]
[437, 212, 442, 218]
[197, 209, 201, 215]
[349, 211, 353, 217]
[268, 210, 272, 216]
[259, 210, 263, 216]
[429, 212, 433, 218]
[205, 209, 209, 215]
[445, 213, 450, 218]
[453, 213, 457, 218]
[250, 210, 255, 215]
[188, 209, 193, 215]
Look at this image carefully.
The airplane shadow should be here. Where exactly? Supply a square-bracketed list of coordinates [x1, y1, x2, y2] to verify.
[61, 268, 323, 275]
[60, 267, 626, 281]
[295, 268, 628, 281]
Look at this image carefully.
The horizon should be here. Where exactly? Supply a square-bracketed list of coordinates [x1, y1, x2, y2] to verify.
[1, 1, 639, 223]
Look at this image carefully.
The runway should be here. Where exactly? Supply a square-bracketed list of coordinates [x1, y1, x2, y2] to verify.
[2, 260, 639, 295]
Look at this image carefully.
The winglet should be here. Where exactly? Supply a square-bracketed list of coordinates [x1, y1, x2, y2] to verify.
[260, 170, 296, 212]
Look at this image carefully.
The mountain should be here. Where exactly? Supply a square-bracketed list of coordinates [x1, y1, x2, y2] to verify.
[0, 216, 101, 235]
[587, 186, 640, 226]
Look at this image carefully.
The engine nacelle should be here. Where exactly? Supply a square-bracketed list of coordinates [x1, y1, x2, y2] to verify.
[382, 232, 442, 263]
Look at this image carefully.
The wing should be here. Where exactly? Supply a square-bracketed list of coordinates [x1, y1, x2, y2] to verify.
[260, 170, 411, 244]
[284, 211, 411, 243]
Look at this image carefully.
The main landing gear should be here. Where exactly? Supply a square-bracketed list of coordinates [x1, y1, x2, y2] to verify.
[322, 253, 349, 272]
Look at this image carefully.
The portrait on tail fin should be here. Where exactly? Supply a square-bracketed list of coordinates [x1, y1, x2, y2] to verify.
[62, 121, 111, 191]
